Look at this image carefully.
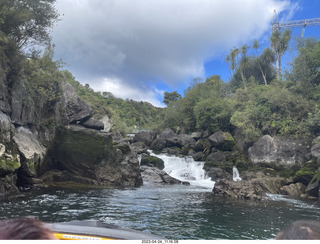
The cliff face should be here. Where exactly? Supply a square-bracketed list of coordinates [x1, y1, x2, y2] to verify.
[0, 68, 142, 198]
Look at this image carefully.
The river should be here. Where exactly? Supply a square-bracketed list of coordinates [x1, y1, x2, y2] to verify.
[0, 153, 320, 240]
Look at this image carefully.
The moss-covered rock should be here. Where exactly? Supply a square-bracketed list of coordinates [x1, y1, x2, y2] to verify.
[41, 125, 142, 188]
[140, 155, 165, 170]
[293, 161, 318, 185]
[0, 158, 21, 175]
[208, 131, 235, 151]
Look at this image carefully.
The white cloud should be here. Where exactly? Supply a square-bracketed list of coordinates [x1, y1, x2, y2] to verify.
[91, 77, 165, 108]
[52, 0, 293, 106]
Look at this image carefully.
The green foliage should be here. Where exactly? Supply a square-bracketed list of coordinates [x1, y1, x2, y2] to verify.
[24, 44, 63, 102]
[0, 0, 59, 48]
[0, 158, 21, 174]
[66, 73, 162, 133]
[163, 91, 182, 105]
[161, 75, 232, 133]
[230, 83, 313, 142]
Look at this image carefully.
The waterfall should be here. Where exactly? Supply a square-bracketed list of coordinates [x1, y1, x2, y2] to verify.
[232, 166, 242, 181]
[148, 151, 215, 189]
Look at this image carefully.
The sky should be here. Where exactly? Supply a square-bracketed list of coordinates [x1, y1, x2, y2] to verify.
[51, 0, 320, 107]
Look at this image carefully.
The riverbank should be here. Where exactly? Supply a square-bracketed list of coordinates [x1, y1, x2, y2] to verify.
[0, 183, 319, 240]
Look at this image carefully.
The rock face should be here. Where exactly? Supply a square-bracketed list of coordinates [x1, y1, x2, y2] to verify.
[40, 126, 142, 188]
[248, 135, 311, 166]
[60, 81, 93, 124]
[133, 130, 157, 147]
[208, 131, 235, 151]
[213, 177, 290, 200]
[0, 71, 143, 197]
[149, 129, 196, 152]
[140, 165, 181, 185]
[140, 154, 165, 170]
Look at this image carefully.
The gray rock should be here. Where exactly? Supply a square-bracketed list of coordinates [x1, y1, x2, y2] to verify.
[311, 143, 320, 159]
[60, 81, 92, 124]
[81, 118, 104, 130]
[0, 174, 19, 198]
[208, 131, 235, 151]
[0, 111, 13, 143]
[140, 154, 165, 170]
[13, 127, 45, 161]
[100, 115, 113, 132]
[280, 183, 306, 196]
[207, 151, 227, 163]
[140, 166, 181, 185]
[190, 132, 203, 140]
[133, 130, 157, 146]
[213, 177, 289, 200]
[41, 125, 142, 188]
[248, 135, 311, 166]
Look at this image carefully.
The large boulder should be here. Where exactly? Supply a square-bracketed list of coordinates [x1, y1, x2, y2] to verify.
[133, 130, 157, 147]
[140, 165, 181, 185]
[149, 129, 196, 152]
[81, 118, 104, 130]
[208, 131, 235, 151]
[0, 174, 19, 199]
[280, 183, 306, 196]
[60, 81, 92, 124]
[140, 154, 165, 170]
[213, 179, 266, 200]
[13, 127, 46, 181]
[248, 135, 311, 166]
[0, 111, 14, 143]
[40, 125, 142, 188]
[213, 175, 290, 200]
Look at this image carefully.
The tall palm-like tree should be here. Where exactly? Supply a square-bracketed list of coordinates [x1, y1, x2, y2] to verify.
[253, 40, 267, 85]
[239, 44, 249, 89]
[271, 29, 292, 79]
[261, 47, 276, 82]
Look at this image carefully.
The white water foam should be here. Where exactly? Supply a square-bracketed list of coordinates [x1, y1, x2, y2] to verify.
[232, 166, 242, 181]
[148, 150, 215, 190]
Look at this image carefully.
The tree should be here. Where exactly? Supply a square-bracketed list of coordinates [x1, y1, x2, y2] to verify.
[271, 29, 292, 79]
[163, 91, 182, 105]
[253, 40, 267, 85]
[0, 0, 59, 49]
[290, 38, 320, 99]
[239, 44, 250, 89]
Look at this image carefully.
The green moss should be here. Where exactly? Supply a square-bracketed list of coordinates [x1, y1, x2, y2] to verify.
[54, 126, 113, 165]
[0, 159, 21, 173]
[294, 168, 317, 185]
[141, 156, 165, 170]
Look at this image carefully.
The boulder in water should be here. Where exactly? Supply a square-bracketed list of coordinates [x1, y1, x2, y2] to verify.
[140, 165, 181, 185]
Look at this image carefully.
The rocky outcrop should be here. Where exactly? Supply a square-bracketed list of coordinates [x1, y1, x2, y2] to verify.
[213, 177, 290, 200]
[208, 131, 235, 151]
[134, 130, 157, 147]
[140, 154, 165, 170]
[60, 81, 93, 124]
[0, 71, 144, 196]
[149, 129, 196, 152]
[140, 165, 181, 185]
[280, 183, 306, 196]
[40, 125, 142, 188]
[248, 135, 311, 166]
[81, 118, 104, 130]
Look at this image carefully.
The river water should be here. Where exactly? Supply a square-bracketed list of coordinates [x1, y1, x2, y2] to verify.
[0, 153, 320, 240]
